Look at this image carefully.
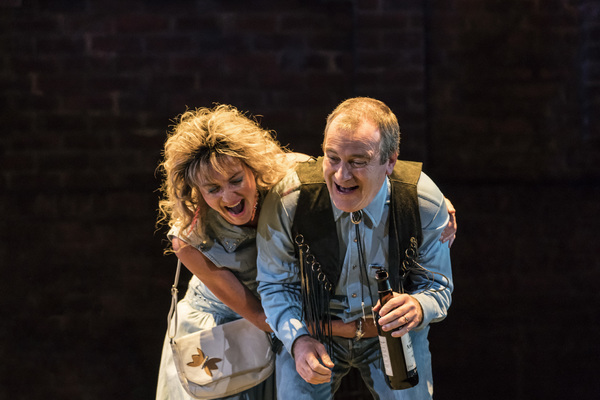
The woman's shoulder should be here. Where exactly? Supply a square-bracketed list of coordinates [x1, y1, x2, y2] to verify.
[168, 221, 214, 249]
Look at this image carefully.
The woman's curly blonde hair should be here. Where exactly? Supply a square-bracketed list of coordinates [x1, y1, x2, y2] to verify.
[157, 104, 292, 242]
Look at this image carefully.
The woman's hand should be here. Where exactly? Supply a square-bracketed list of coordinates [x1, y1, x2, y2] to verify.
[440, 197, 457, 248]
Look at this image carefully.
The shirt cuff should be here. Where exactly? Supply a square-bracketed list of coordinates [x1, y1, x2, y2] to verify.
[279, 318, 310, 354]
[411, 292, 443, 330]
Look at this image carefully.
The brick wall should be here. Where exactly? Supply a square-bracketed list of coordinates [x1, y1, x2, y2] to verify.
[1, 0, 598, 398]
[426, 0, 599, 181]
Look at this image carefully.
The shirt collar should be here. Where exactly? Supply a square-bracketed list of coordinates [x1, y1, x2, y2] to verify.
[203, 209, 256, 252]
[332, 177, 390, 226]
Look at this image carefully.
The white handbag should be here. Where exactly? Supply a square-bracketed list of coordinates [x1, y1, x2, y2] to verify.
[167, 260, 275, 399]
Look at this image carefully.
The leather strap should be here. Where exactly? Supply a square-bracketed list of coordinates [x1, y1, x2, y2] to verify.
[167, 259, 182, 340]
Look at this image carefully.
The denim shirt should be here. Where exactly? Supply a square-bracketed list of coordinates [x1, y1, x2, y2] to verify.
[169, 208, 259, 312]
[256, 170, 453, 354]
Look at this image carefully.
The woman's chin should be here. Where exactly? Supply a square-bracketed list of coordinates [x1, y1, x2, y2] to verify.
[223, 211, 251, 226]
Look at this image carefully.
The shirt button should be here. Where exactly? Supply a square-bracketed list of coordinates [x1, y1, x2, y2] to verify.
[351, 293, 357, 298]
[353, 238, 357, 243]
[352, 265, 357, 270]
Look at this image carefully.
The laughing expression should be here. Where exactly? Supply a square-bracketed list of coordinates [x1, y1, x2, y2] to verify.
[198, 157, 258, 226]
[322, 119, 397, 213]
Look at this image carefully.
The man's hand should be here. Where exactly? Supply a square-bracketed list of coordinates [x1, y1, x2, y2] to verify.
[372, 293, 423, 338]
[291, 335, 334, 384]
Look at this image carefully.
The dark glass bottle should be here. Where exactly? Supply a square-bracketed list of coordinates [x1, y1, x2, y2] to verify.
[375, 269, 419, 390]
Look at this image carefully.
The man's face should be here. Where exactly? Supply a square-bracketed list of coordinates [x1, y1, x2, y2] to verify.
[322, 119, 397, 213]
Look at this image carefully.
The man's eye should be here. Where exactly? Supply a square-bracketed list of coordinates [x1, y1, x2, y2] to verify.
[327, 156, 340, 164]
[351, 161, 367, 168]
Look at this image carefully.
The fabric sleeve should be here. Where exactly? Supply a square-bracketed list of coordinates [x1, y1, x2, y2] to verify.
[256, 176, 310, 354]
[411, 172, 454, 330]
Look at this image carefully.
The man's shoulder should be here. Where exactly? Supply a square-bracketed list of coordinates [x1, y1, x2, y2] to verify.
[295, 157, 325, 184]
[268, 167, 303, 201]
[415, 171, 448, 228]
[416, 171, 444, 207]
[391, 160, 422, 186]
[271, 157, 327, 198]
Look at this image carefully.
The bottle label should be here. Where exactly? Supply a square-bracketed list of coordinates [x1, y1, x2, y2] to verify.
[378, 335, 394, 376]
[401, 333, 417, 371]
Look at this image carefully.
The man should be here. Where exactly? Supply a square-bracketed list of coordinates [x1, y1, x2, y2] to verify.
[257, 97, 453, 399]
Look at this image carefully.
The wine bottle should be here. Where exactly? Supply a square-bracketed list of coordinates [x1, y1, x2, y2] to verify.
[375, 269, 419, 390]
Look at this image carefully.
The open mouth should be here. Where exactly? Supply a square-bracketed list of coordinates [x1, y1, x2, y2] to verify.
[335, 182, 358, 194]
[225, 200, 245, 216]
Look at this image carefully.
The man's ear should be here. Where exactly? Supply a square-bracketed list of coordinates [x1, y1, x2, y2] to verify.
[385, 151, 398, 175]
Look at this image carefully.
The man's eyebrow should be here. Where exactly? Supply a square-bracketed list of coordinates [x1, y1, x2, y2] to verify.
[352, 153, 372, 158]
[323, 150, 373, 161]
[347, 152, 373, 160]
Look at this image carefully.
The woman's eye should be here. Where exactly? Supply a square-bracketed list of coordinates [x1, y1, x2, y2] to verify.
[207, 186, 220, 194]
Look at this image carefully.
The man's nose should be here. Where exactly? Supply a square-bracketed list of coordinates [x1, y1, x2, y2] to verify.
[334, 163, 352, 181]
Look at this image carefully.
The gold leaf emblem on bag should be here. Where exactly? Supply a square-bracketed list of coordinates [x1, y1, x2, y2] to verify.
[187, 348, 222, 377]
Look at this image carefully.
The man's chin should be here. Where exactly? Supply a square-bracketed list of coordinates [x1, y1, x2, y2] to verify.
[331, 197, 360, 213]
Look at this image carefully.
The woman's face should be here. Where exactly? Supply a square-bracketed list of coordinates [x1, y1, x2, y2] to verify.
[197, 157, 258, 226]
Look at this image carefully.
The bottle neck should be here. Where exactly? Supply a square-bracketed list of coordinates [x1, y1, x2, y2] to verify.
[376, 270, 390, 287]
[378, 289, 393, 305]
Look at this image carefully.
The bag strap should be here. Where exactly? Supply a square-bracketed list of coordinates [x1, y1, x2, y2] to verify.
[167, 259, 182, 340]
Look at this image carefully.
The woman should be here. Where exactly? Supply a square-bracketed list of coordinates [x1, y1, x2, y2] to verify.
[155, 104, 457, 399]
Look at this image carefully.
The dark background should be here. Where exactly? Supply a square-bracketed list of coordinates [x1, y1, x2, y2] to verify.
[1, 0, 599, 399]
